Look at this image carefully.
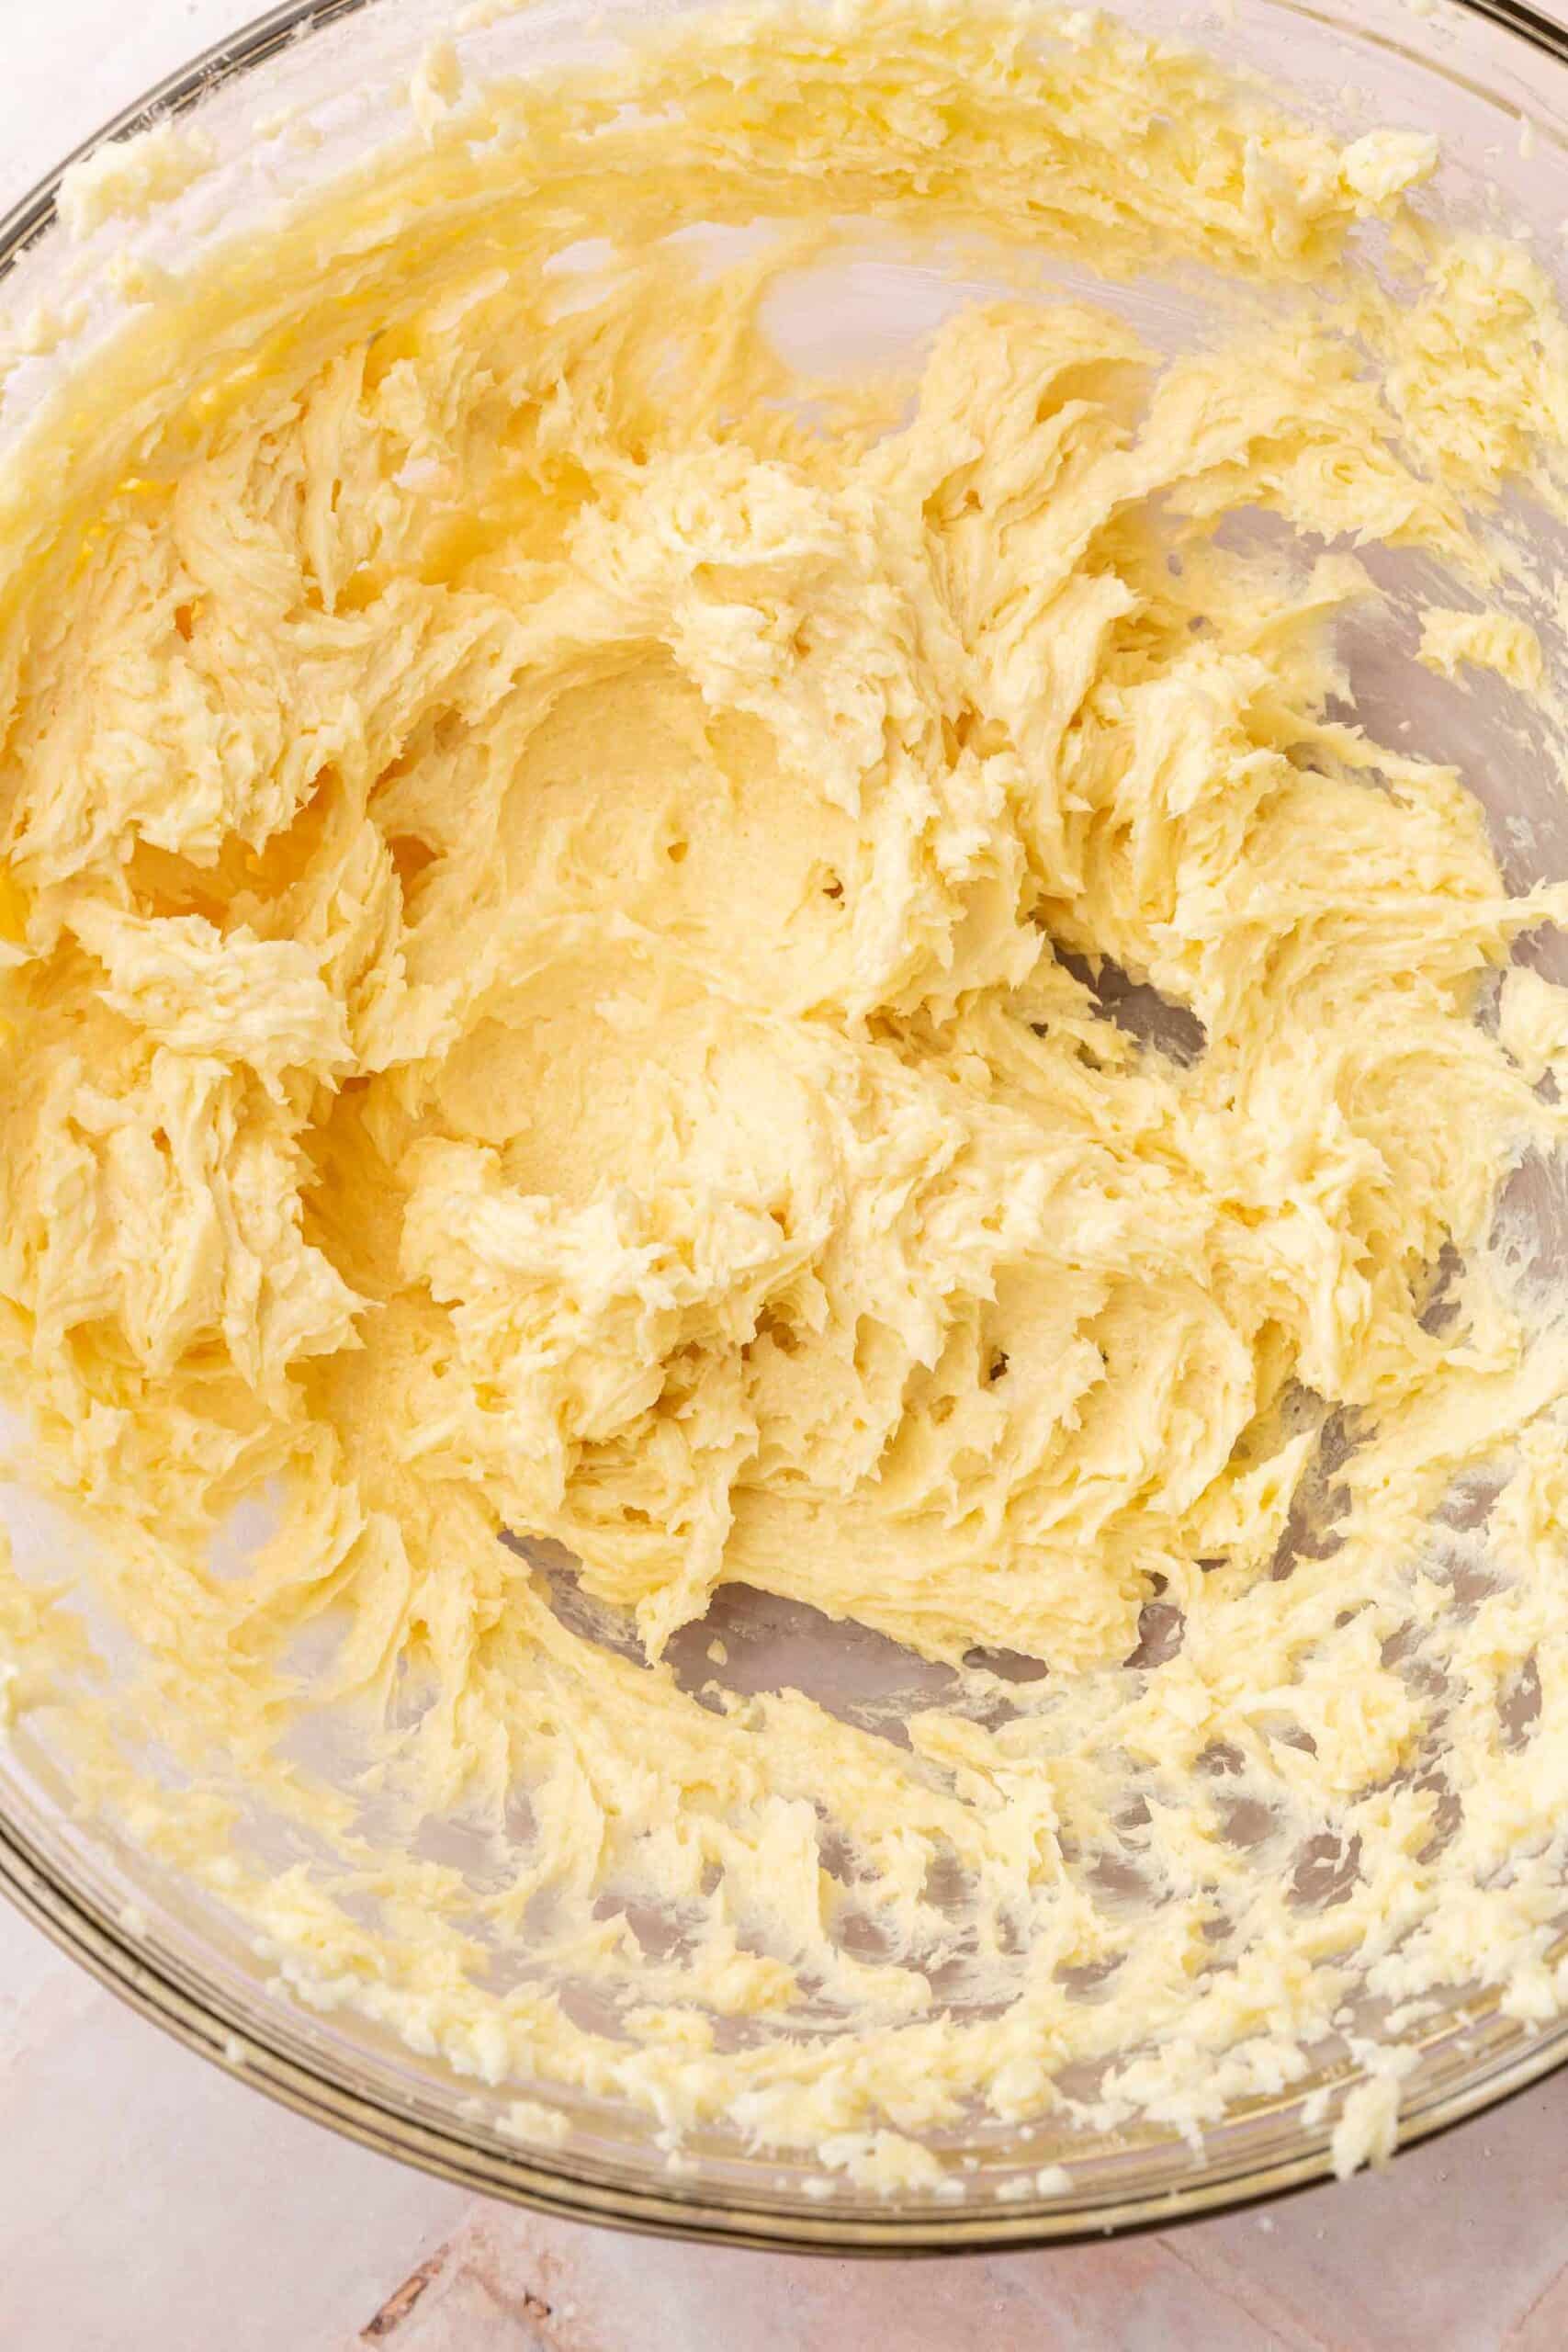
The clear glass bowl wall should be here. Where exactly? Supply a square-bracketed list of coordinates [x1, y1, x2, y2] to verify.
[3, 0, 1568, 2252]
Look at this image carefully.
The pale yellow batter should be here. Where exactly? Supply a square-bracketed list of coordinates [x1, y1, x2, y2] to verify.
[4, 0, 1568, 2188]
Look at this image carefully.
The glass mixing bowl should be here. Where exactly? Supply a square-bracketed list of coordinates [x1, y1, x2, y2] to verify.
[5, 0, 1568, 2254]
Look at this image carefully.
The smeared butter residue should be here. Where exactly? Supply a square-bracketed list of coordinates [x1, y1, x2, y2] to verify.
[56, 119, 218, 241]
[1419, 605, 1547, 692]
[410, 40, 464, 140]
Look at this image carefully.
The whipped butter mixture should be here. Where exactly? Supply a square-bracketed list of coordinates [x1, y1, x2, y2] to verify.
[6, 0, 1568, 2187]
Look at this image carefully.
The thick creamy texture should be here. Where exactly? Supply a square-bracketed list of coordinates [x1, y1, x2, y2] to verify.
[6, 0, 1568, 2189]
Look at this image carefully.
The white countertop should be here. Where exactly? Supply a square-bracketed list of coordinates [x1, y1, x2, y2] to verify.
[6, 7, 1568, 2346]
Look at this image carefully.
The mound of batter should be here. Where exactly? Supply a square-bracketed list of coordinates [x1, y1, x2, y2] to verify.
[5, 0, 1568, 2187]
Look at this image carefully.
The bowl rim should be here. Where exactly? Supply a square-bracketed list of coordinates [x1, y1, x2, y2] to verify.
[6, 0, 1568, 2256]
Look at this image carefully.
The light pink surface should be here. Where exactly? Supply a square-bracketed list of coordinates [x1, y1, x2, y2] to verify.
[6, 6, 1568, 2346]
